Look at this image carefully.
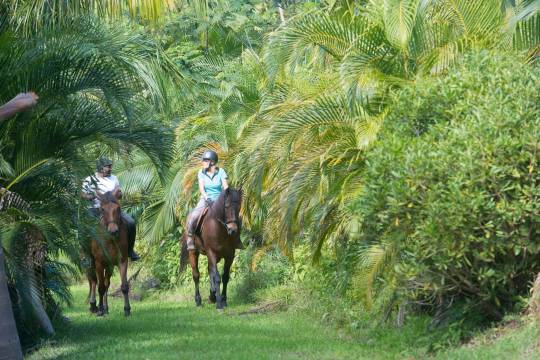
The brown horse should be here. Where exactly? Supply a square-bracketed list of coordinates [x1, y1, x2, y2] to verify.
[180, 188, 242, 309]
[87, 189, 131, 316]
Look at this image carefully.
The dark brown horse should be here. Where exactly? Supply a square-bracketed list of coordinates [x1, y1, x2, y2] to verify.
[87, 189, 131, 316]
[180, 188, 242, 309]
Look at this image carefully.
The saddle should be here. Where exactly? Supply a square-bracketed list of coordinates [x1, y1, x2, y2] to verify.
[194, 206, 210, 236]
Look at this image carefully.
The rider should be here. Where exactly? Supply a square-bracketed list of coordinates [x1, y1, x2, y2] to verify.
[186, 150, 244, 251]
[81, 157, 140, 261]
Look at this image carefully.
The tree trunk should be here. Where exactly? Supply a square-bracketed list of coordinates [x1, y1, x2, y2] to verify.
[0, 247, 23, 360]
[529, 272, 540, 321]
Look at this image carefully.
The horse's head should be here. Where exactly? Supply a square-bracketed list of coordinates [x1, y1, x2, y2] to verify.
[223, 188, 242, 236]
[97, 189, 121, 236]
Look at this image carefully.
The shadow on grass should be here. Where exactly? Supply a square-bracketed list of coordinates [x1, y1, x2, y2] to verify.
[29, 285, 435, 360]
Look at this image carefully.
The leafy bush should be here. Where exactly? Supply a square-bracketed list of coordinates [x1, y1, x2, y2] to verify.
[144, 233, 182, 287]
[355, 51, 540, 322]
[233, 246, 292, 303]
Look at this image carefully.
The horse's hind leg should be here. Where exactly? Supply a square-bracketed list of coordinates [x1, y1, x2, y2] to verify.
[222, 255, 234, 307]
[119, 257, 131, 316]
[189, 251, 202, 306]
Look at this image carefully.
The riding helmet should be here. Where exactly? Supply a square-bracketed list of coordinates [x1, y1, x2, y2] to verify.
[202, 150, 218, 164]
[96, 156, 113, 171]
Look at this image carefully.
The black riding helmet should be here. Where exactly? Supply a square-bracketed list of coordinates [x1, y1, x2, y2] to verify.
[202, 150, 218, 165]
[96, 156, 113, 172]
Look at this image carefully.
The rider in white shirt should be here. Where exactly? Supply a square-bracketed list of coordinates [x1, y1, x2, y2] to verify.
[81, 157, 139, 261]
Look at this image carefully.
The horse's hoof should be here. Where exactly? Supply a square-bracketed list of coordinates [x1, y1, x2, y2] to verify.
[208, 295, 216, 304]
[124, 306, 131, 317]
[223, 301, 228, 308]
[89, 302, 98, 313]
[195, 300, 202, 307]
[96, 311, 104, 317]
[216, 304, 224, 310]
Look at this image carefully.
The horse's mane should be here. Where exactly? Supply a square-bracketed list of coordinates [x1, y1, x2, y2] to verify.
[101, 191, 119, 204]
[210, 188, 241, 218]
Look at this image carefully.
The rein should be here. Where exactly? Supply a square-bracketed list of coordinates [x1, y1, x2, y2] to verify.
[214, 192, 239, 231]
[100, 216, 119, 227]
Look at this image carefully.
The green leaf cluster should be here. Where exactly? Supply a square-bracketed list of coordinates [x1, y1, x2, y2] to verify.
[353, 51, 540, 322]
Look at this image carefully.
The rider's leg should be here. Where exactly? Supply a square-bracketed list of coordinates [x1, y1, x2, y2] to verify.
[121, 211, 139, 261]
[81, 208, 99, 268]
[186, 198, 206, 251]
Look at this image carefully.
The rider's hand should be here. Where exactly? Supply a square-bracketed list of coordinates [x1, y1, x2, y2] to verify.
[12, 92, 39, 110]
[205, 198, 213, 206]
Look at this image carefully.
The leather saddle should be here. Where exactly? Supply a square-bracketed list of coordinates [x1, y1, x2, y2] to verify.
[194, 206, 210, 236]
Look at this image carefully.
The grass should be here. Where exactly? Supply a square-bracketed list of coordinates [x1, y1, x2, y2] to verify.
[435, 318, 540, 359]
[27, 282, 540, 360]
[28, 283, 435, 360]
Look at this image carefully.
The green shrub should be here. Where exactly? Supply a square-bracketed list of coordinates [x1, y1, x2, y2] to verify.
[144, 233, 183, 287]
[233, 246, 292, 303]
[355, 51, 540, 322]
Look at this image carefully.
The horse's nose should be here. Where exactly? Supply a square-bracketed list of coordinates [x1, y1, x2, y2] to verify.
[108, 223, 119, 235]
[227, 224, 238, 236]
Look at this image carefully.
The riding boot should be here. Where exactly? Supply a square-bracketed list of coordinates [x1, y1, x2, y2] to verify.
[186, 233, 196, 251]
[123, 212, 140, 261]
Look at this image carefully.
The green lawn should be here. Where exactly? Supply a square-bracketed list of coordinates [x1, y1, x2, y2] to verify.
[27, 284, 433, 360]
[27, 284, 540, 360]
[435, 320, 540, 360]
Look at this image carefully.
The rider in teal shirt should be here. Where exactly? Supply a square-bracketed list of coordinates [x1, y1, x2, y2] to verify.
[186, 150, 244, 251]
[198, 167, 228, 201]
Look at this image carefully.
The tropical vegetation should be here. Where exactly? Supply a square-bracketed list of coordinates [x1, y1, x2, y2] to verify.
[0, 0, 539, 357]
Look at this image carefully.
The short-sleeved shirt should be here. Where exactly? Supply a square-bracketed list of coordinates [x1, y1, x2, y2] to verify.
[198, 167, 227, 201]
[82, 173, 120, 208]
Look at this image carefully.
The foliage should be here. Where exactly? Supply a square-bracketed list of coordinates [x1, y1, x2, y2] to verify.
[353, 51, 540, 322]
[0, 14, 174, 347]
[143, 233, 183, 287]
[233, 246, 292, 303]
[2, 0, 540, 351]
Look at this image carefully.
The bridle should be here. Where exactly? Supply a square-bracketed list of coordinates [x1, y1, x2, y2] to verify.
[99, 204, 120, 229]
[217, 192, 240, 231]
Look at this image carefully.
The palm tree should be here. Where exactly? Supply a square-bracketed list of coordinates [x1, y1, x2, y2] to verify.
[0, 15, 174, 351]
[244, 0, 540, 254]
[5, 0, 177, 30]
[0, 93, 38, 360]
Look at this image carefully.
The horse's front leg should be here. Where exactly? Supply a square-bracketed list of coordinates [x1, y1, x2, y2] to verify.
[119, 257, 131, 316]
[189, 250, 202, 306]
[87, 267, 98, 313]
[207, 251, 223, 309]
[95, 263, 106, 316]
[103, 266, 112, 315]
[222, 254, 234, 308]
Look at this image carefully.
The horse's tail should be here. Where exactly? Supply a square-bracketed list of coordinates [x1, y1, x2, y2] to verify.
[179, 234, 189, 273]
